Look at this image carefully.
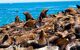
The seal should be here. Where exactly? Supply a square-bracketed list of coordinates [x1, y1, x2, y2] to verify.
[39, 9, 48, 21]
[23, 12, 34, 21]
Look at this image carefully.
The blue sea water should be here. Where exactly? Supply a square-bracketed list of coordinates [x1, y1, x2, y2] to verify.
[0, 1, 80, 27]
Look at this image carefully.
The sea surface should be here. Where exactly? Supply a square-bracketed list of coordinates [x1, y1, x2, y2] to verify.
[0, 1, 80, 27]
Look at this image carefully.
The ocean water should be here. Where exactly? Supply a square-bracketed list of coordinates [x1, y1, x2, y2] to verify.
[0, 1, 80, 27]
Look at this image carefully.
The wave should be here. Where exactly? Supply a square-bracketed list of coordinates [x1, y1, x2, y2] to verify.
[68, 5, 76, 8]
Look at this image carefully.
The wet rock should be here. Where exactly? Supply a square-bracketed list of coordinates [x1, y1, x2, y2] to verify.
[27, 46, 33, 50]
[35, 46, 59, 50]
[3, 45, 15, 50]
[23, 12, 34, 21]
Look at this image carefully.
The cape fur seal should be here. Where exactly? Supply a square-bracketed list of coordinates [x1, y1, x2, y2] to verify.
[23, 12, 34, 21]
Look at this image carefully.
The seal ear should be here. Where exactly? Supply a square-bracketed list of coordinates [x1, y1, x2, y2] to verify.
[23, 12, 34, 21]
[76, 5, 80, 9]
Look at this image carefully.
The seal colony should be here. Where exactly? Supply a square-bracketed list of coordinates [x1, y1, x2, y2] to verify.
[0, 5, 80, 50]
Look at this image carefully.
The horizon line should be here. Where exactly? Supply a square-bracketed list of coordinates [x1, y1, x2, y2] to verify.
[0, 1, 80, 4]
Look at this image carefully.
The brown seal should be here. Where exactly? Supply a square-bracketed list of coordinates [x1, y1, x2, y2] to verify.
[39, 9, 48, 21]
[24, 19, 36, 28]
[55, 38, 69, 50]
[65, 8, 77, 15]
[38, 30, 47, 45]
[76, 5, 80, 9]
[15, 16, 21, 23]
[23, 12, 34, 21]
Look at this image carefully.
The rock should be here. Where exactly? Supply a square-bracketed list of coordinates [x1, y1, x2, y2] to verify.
[27, 46, 33, 50]
[23, 12, 34, 21]
[39, 9, 48, 21]
[35, 46, 59, 50]
[2, 45, 14, 50]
